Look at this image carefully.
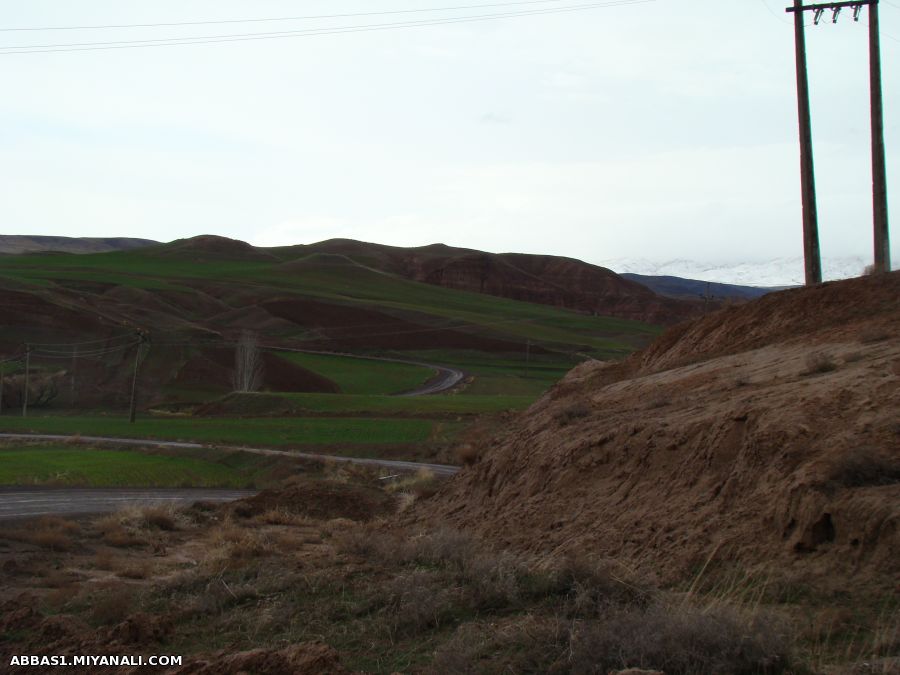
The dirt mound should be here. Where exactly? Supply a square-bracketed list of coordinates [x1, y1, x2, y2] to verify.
[633, 272, 900, 374]
[235, 477, 394, 521]
[168, 642, 349, 675]
[415, 273, 900, 589]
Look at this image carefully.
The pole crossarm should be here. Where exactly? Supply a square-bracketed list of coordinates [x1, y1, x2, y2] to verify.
[786, 1, 874, 13]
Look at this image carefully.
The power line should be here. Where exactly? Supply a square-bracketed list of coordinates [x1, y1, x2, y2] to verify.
[0, 0, 573, 32]
[0, 1, 654, 55]
[28, 332, 137, 348]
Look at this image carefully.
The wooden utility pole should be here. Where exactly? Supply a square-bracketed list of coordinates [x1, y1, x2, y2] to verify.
[128, 333, 145, 424]
[789, 0, 822, 286]
[786, 0, 891, 278]
[869, 0, 891, 272]
[524, 340, 531, 378]
[23, 345, 30, 418]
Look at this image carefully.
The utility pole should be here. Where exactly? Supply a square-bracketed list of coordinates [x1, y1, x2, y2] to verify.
[128, 332, 146, 424]
[23, 345, 30, 418]
[524, 340, 531, 378]
[786, 0, 891, 278]
[869, 0, 891, 272]
[789, 0, 822, 286]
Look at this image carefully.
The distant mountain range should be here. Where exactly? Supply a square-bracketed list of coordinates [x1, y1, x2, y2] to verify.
[0, 235, 158, 255]
[598, 256, 898, 288]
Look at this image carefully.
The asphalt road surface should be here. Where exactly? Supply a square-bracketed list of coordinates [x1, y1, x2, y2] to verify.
[0, 486, 257, 520]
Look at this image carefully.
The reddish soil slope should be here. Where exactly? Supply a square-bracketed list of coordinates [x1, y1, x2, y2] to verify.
[417, 273, 900, 588]
[293, 239, 704, 325]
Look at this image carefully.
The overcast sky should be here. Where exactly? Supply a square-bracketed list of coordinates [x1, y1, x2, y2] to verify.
[1, 0, 897, 266]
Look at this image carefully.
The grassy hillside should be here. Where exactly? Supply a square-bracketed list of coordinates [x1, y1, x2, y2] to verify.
[0, 236, 664, 461]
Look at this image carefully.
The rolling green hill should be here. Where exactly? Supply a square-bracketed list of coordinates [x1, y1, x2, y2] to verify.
[0, 235, 667, 460]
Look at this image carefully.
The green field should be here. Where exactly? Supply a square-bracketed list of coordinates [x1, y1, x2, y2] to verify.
[274, 352, 435, 395]
[0, 415, 442, 452]
[0, 246, 660, 355]
[0, 445, 268, 488]
[246, 394, 534, 416]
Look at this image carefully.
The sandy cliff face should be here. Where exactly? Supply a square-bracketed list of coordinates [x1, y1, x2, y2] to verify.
[417, 272, 900, 588]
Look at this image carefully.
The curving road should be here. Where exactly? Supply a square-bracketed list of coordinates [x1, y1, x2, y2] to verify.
[0, 486, 257, 521]
[0, 433, 460, 519]
[0, 433, 461, 477]
[270, 347, 465, 396]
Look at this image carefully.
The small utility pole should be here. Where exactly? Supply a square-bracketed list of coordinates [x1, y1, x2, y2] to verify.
[23, 345, 30, 418]
[869, 0, 891, 272]
[789, 0, 822, 286]
[128, 332, 146, 424]
[524, 340, 531, 378]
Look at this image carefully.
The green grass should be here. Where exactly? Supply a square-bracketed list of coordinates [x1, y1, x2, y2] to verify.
[0, 415, 437, 451]
[274, 352, 435, 395]
[271, 392, 535, 414]
[0, 247, 660, 356]
[0, 445, 256, 488]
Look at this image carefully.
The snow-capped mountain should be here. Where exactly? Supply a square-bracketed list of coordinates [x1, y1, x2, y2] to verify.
[596, 256, 898, 288]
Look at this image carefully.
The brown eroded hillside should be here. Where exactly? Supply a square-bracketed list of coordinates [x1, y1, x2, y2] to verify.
[417, 272, 900, 589]
[285, 238, 705, 325]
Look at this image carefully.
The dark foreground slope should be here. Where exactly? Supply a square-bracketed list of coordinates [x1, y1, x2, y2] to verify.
[416, 272, 900, 589]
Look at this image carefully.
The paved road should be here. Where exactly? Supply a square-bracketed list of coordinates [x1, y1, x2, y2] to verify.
[270, 347, 465, 396]
[0, 486, 257, 520]
[0, 433, 461, 477]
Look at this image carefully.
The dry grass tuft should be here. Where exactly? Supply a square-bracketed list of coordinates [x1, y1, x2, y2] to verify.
[252, 507, 313, 527]
[142, 505, 178, 531]
[554, 400, 591, 426]
[3, 516, 81, 551]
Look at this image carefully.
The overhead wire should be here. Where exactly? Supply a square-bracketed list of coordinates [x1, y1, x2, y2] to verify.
[0, 0, 574, 32]
[28, 333, 137, 348]
[0, 0, 654, 55]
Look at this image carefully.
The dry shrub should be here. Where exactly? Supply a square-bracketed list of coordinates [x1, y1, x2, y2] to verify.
[94, 516, 143, 548]
[433, 601, 791, 675]
[14, 516, 81, 551]
[322, 460, 383, 484]
[253, 507, 312, 527]
[142, 505, 178, 531]
[117, 559, 153, 580]
[803, 352, 838, 376]
[207, 522, 275, 562]
[334, 523, 399, 558]
[89, 584, 137, 626]
[375, 570, 462, 639]
[384, 468, 440, 500]
[568, 601, 791, 675]
[554, 400, 591, 426]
